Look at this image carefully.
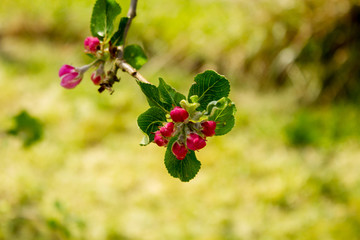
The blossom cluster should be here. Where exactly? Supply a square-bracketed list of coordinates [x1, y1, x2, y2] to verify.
[59, 37, 105, 89]
[154, 106, 216, 160]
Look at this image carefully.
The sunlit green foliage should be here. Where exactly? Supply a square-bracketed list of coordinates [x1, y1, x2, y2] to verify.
[0, 0, 359, 239]
[124, 44, 148, 69]
[90, 0, 121, 40]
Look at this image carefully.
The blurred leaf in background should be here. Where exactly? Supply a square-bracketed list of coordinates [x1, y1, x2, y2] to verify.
[7, 110, 43, 147]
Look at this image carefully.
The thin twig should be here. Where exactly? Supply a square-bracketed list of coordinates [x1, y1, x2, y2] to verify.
[116, 0, 151, 84]
[108, 0, 151, 86]
[116, 59, 150, 84]
[123, 0, 138, 45]
[118, 0, 138, 57]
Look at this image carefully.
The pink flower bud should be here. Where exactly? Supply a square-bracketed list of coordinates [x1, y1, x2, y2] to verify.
[153, 131, 168, 147]
[186, 133, 206, 151]
[201, 121, 216, 137]
[160, 122, 175, 137]
[84, 37, 100, 53]
[170, 107, 189, 122]
[59, 64, 82, 89]
[172, 141, 188, 160]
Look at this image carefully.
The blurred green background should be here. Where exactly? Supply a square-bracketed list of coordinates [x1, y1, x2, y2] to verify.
[1, 0, 360, 239]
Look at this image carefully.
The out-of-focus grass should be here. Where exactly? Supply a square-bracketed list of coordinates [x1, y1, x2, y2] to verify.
[285, 105, 360, 148]
[1, 1, 360, 240]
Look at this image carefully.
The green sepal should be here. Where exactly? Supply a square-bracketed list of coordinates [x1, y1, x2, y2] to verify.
[189, 95, 199, 103]
[110, 17, 129, 46]
[158, 78, 186, 107]
[207, 97, 236, 136]
[124, 44, 148, 69]
[180, 99, 200, 115]
[90, 0, 121, 40]
[137, 107, 167, 146]
[164, 138, 201, 182]
[85, 53, 97, 60]
[188, 70, 230, 110]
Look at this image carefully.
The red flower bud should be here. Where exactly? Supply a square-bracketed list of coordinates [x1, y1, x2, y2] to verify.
[160, 122, 175, 137]
[186, 133, 206, 151]
[153, 131, 168, 147]
[84, 37, 100, 53]
[91, 72, 102, 85]
[91, 63, 105, 85]
[172, 141, 188, 160]
[170, 107, 189, 122]
[201, 121, 216, 137]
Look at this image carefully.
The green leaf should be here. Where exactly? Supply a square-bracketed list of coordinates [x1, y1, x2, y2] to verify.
[158, 78, 186, 107]
[208, 97, 236, 136]
[164, 138, 201, 182]
[91, 0, 121, 40]
[7, 110, 43, 147]
[110, 17, 129, 46]
[124, 44, 148, 69]
[85, 53, 97, 60]
[137, 81, 171, 112]
[188, 70, 230, 110]
[137, 107, 167, 145]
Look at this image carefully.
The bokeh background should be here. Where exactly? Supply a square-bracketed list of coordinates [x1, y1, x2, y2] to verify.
[1, 0, 360, 239]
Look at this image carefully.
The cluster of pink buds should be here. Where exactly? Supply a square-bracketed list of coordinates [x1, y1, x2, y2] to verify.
[153, 122, 174, 146]
[153, 106, 217, 160]
[59, 37, 105, 89]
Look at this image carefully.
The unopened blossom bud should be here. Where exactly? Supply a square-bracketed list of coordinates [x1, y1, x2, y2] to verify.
[160, 122, 175, 137]
[186, 133, 206, 151]
[84, 36, 100, 53]
[201, 121, 216, 137]
[153, 131, 168, 147]
[91, 72, 102, 85]
[170, 107, 189, 122]
[59, 64, 82, 89]
[91, 64, 105, 85]
[172, 141, 188, 160]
